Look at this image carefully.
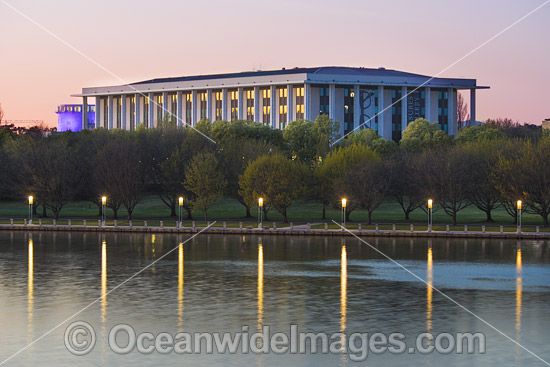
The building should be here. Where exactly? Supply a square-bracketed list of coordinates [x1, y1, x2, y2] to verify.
[73, 66, 488, 141]
[543, 118, 550, 131]
[56, 104, 95, 132]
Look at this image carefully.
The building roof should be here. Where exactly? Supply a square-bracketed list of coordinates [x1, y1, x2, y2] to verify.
[75, 66, 489, 97]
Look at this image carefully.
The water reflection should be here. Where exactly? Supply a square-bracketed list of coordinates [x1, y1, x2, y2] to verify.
[101, 240, 107, 323]
[28, 238, 34, 335]
[427, 246, 433, 333]
[340, 245, 347, 351]
[258, 244, 263, 332]
[178, 243, 184, 330]
[516, 248, 522, 341]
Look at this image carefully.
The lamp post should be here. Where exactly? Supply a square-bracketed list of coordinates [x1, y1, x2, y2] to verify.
[517, 200, 522, 233]
[258, 198, 263, 228]
[28, 196, 33, 225]
[178, 197, 184, 228]
[101, 196, 107, 227]
[341, 198, 347, 229]
[427, 199, 433, 231]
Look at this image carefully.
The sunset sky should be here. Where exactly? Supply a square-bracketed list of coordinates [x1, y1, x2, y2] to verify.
[0, 0, 548, 128]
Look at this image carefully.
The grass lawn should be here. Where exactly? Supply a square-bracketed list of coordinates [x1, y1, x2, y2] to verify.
[0, 195, 545, 227]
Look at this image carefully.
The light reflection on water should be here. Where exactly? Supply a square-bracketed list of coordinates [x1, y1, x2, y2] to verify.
[0, 232, 548, 366]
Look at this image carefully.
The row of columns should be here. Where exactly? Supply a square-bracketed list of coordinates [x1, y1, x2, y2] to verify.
[86, 85, 476, 137]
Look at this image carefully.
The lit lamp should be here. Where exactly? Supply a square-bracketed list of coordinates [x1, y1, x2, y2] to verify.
[341, 198, 347, 229]
[178, 196, 184, 228]
[28, 196, 34, 225]
[258, 198, 264, 229]
[101, 196, 107, 227]
[427, 199, 433, 231]
[517, 200, 522, 233]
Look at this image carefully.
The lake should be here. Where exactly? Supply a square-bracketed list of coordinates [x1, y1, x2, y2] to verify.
[0, 231, 549, 366]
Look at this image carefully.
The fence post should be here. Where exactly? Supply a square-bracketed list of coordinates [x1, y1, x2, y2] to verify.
[83, 219, 86, 226]
[239, 222, 242, 229]
[160, 221, 163, 228]
[464, 224, 468, 232]
[129, 220, 133, 228]
[273, 222, 276, 229]
[482, 225, 485, 233]
[24, 219, 27, 226]
[114, 220, 118, 228]
[192, 221, 196, 230]
[375, 224, 379, 232]
[500, 225, 503, 233]
[10, 219, 13, 225]
[536, 226, 540, 233]
[325, 223, 328, 231]
[410, 224, 414, 232]
[290, 223, 293, 230]
[39, 218, 42, 227]
[358, 223, 362, 231]
[98, 219, 101, 227]
[223, 222, 227, 229]
[307, 223, 311, 230]
[446, 224, 449, 233]
[392, 224, 396, 232]
[144, 220, 148, 227]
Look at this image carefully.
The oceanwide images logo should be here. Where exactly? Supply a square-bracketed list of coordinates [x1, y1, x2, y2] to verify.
[64, 322, 486, 361]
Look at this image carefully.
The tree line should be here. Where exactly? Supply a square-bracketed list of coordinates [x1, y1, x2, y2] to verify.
[0, 116, 548, 226]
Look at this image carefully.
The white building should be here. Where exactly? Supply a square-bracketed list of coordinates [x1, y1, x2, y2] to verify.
[73, 66, 488, 141]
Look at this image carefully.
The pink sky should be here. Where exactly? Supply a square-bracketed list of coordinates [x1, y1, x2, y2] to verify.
[1, 0, 548, 128]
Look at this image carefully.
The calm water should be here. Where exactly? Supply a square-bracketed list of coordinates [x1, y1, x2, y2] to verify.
[0, 231, 549, 366]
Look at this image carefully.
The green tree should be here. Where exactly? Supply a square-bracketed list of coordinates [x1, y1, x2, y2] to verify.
[457, 125, 505, 143]
[184, 152, 225, 221]
[283, 119, 317, 163]
[400, 118, 453, 152]
[239, 154, 308, 223]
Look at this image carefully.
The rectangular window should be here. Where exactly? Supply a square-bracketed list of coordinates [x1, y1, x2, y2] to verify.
[170, 93, 177, 121]
[278, 87, 287, 129]
[343, 88, 355, 135]
[185, 93, 192, 122]
[319, 86, 329, 115]
[129, 96, 135, 130]
[215, 91, 223, 120]
[245, 89, 254, 120]
[391, 88, 402, 142]
[230, 90, 238, 120]
[143, 96, 149, 125]
[199, 92, 207, 120]
[295, 86, 304, 120]
[436, 88, 449, 131]
[261, 88, 270, 125]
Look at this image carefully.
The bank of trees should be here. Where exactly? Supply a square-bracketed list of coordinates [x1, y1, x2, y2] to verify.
[0, 116, 547, 225]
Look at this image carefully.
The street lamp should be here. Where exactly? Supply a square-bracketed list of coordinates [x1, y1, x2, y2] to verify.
[28, 196, 33, 225]
[427, 199, 433, 231]
[101, 196, 107, 226]
[178, 196, 184, 228]
[258, 198, 264, 228]
[517, 200, 522, 233]
[341, 198, 347, 229]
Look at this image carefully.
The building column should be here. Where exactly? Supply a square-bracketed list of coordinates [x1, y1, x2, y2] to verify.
[148, 93, 154, 128]
[304, 83, 311, 121]
[95, 96, 100, 129]
[329, 83, 336, 122]
[448, 88, 457, 135]
[254, 87, 260, 123]
[222, 88, 228, 121]
[191, 90, 197, 126]
[81, 97, 88, 130]
[424, 87, 431, 122]
[238, 88, 244, 120]
[287, 85, 293, 123]
[377, 86, 385, 139]
[401, 87, 408, 132]
[470, 88, 476, 126]
[121, 95, 127, 130]
[134, 94, 141, 127]
[176, 91, 183, 127]
[270, 85, 276, 129]
[107, 95, 113, 130]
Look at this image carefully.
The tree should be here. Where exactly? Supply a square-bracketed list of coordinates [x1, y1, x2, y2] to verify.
[94, 134, 145, 220]
[336, 157, 392, 224]
[493, 138, 550, 226]
[283, 119, 317, 164]
[0, 103, 4, 124]
[457, 92, 470, 128]
[344, 129, 399, 156]
[388, 151, 425, 220]
[239, 154, 308, 223]
[24, 138, 79, 219]
[457, 125, 505, 143]
[316, 144, 379, 220]
[419, 146, 473, 225]
[219, 137, 277, 217]
[158, 147, 194, 219]
[184, 152, 225, 221]
[400, 118, 453, 152]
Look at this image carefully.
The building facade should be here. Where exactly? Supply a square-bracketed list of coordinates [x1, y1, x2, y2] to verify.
[74, 67, 488, 141]
[56, 104, 95, 132]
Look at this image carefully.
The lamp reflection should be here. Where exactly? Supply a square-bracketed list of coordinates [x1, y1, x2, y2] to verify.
[258, 244, 264, 333]
[340, 245, 347, 351]
[28, 239, 34, 329]
[101, 240, 107, 323]
[178, 243, 184, 329]
[427, 247, 433, 334]
[516, 248, 522, 340]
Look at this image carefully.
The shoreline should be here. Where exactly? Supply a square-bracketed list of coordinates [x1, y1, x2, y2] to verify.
[1, 223, 549, 239]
